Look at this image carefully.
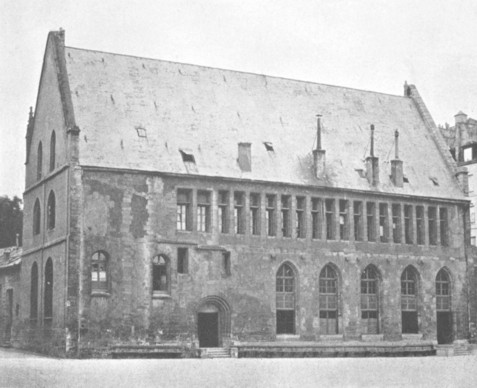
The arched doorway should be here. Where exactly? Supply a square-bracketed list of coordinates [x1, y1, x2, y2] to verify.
[436, 268, 453, 344]
[197, 296, 230, 348]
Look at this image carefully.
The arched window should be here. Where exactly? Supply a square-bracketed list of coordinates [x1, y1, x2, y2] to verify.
[44, 258, 53, 325]
[37, 142, 43, 181]
[152, 255, 170, 294]
[49, 131, 56, 172]
[436, 269, 453, 344]
[319, 264, 339, 334]
[47, 191, 56, 230]
[33, 199, 41, 235]
[91, 251, 108, 292]
[276, 263, 296, 334]
[401, 266, 419, 334]
[30, 262, 38, 324]
[361, 265, 379, 334]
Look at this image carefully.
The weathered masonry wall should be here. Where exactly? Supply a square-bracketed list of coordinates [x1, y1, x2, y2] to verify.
[77, 169, 471, 353]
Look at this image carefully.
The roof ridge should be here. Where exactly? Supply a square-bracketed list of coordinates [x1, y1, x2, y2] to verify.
[65, 45, 405, 99]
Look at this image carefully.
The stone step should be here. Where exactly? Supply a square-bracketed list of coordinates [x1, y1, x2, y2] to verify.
[201, 348, 231, 358]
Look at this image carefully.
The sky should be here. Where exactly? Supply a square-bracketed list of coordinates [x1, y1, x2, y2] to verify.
[1, 0, 477, 198]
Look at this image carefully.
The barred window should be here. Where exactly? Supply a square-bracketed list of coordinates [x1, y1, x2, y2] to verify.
[319, 265, 339, 334]
[91, 251, 108, 292]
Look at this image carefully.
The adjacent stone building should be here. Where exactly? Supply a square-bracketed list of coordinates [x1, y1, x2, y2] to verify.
[4, 30, 475, 357]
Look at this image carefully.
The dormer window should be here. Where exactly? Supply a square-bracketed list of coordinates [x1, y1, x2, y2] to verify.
[179, 149, 195, 164]
[264, 142, 274, 152]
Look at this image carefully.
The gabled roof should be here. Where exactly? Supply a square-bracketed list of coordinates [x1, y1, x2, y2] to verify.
[63, 45, 464, 200]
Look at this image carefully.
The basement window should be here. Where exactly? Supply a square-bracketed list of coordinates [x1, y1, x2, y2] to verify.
[180, 150, 196, 164]
[429, 177, 439, 186]
[135, 126, 147, 138]
[264, 142, 274, 152]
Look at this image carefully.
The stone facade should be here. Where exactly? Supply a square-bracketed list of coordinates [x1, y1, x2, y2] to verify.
[2, 30, 475, 357]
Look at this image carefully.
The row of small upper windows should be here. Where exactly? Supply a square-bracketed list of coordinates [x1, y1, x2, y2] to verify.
[276, 263, 451, 335]
[32, 191, 56, 235]
[36, 131, 56, 181]
[90, 249, 230, 294]
[176, 189, 450, 247]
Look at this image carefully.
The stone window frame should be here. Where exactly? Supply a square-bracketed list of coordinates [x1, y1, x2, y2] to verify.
[250, 193, 261, 236]
[91, 251, 110, 295]
[33, 198, 41, 236]
[436, 268, 452, 311]
[152, 254, 171, 297]
[177, 247, 189, 275]
[196, 190, 211, 233]
[47, 190, 56, 231]
[339, 199, 349, 241]
[218, 190, 229, 234]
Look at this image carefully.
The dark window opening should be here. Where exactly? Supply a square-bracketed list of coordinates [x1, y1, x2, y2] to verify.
[404, 205, 413, 244]
[177, 248, 188, 274]
[440, 208, 449, 247]
[428, 206, 437, 245]
[266, 194, 276, 236]
[47, 191, 56, 230]
[37, 142, 43, 181]
[339, 200, 349, 241]
[250, 193, 260, 235]
[44, 258, 53, 325]
[311, 198, 321, 239]
[379, 203, 388, 243]
[177, 189, 192, 231]
[392, 204, 401, 243]
[281, 195, 291, 237]
[91, 251, 108, 292]
[319, 265, 339, 335]
[30, 262, 38, 324]
[197, 191, 211, 232]
[223, 251, 231, 277]
[276, 263, 295, 334]
[354, 201, 363, 241]
[33, 199, 41, 236]
[296, 196, 305, 238]
[366, 202, 376, 242]
[49, 131, 56, 172]
[152, 254, 169, 293]
[218, 191, 229, 233]
[234, 192, 245, 234]
[325, 199, 335, 240]
[416, 206, 425, 245]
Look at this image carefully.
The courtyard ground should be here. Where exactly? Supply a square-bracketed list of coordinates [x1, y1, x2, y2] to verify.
[0, 347, 476, 388]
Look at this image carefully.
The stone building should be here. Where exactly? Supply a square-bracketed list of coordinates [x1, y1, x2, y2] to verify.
[440, 113, 477, 245]
[5, 30, 476, 357]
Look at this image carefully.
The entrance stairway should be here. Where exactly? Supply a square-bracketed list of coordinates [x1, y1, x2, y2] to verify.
[200, 347, 231, 358]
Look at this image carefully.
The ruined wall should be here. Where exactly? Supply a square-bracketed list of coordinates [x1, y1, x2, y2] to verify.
[78, 169, 470, 353]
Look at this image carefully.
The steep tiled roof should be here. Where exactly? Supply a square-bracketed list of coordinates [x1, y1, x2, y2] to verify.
[65, 47, 464, 199]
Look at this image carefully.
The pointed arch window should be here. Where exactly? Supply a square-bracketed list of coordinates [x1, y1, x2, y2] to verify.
[319, 265, 339, 334]
[33, 199, 41, 235]
[436, 269, 453, 344]
[91, 251, 109, 293]
[401, 266, 418, 334]
[37, 142, 43, 181]
[152, 254, 170, 294]
[361, 266, 379, 334]
[44, 258, 53, 326]
[47, 191, 56, 230]
[30, 262, 38, 324]
[49, 131, 56, 172]
[276, 263, 296, 334]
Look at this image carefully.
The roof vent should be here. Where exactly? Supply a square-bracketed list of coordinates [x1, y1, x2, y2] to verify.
[365, 124, 379, 186]
[429, 177, 439, 186]
[264, 142, 274, 152]
[391, 130, 403, 187]
[238, 143, 252, 172]
[313, 114, 326, 179]
[135, 126, 147, 138]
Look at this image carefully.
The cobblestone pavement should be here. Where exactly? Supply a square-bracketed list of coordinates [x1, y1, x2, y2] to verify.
[0, 347, 476, 388]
